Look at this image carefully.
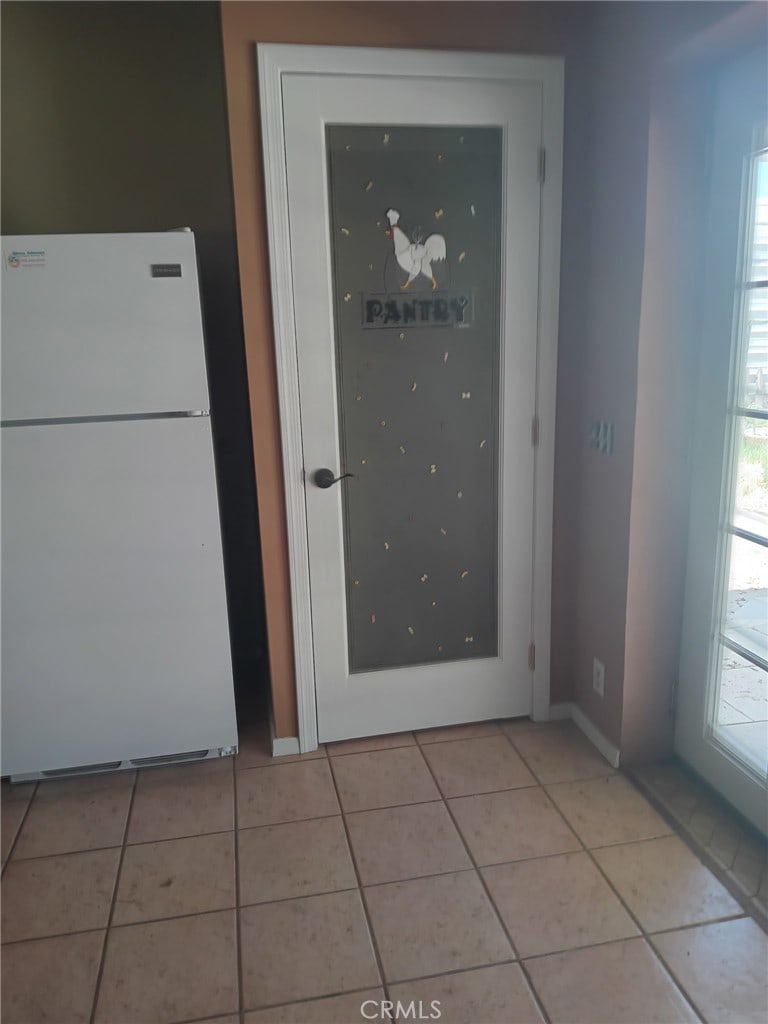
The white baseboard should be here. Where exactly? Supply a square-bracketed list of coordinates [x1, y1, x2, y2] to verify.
[269, 712, 301, 757]
[266, 701, 620, 765]
[547, 701, 621, 768]
[272, 735, 301, 757]
[570, 703, 621, 767]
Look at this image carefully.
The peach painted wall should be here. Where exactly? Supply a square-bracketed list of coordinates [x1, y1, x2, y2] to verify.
[221, 1, 595, 737]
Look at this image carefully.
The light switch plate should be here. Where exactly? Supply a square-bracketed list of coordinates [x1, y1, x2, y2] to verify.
[589, 420, 614, 455]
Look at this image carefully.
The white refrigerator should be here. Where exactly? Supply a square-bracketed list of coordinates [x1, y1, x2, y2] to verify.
[1, 232, 238, 779]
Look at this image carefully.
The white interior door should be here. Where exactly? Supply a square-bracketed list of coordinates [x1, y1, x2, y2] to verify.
[676, 49, 768, 835]
[259, 46, 563, 746]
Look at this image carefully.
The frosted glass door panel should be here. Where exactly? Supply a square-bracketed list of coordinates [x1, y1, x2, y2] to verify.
[327, 126, 502, 672]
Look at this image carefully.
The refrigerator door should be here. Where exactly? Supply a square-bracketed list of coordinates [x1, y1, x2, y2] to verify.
[1, 417, 237, 776]
[1, 233, 210, 420]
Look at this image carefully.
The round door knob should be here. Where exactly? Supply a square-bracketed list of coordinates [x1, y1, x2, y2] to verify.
[313, 468, 354, 488]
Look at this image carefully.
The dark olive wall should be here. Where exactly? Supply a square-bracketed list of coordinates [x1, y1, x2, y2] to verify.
[1, 0, 268, 717]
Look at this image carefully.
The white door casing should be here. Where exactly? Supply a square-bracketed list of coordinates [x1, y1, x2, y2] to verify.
[258, 45, 563, 749]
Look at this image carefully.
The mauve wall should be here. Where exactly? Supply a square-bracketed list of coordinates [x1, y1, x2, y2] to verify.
[572, 2, 759, 758]
[620, 5, 766, 762]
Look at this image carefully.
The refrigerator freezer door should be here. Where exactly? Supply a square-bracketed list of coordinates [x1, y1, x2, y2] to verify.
[1, 233, 210, 420]
[1, 417, 237, 775]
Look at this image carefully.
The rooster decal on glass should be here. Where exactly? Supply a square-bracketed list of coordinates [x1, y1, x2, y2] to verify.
[384, 208, 447, 292]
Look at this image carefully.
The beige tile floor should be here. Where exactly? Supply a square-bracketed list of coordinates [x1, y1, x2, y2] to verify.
[631, 757, 768, 928]
[2, 719, 767, 1024]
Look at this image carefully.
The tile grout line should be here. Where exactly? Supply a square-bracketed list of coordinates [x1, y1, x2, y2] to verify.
[385, 956, 520, 990]
[415, 725, 503, 745]
[328, 741, 416, 758]
[629, 767, 768, 929]
[411, 738, 554, 1024]
[4, 723, 760, 1021]
[4, 826, 238, 865]
[503, 736, 617, 789]
[219, 943, 661, 1022]
[1, 781, 39, 877]
[518, 917, 726, 1024]
[3, 909, 751, 973]
[235, 955, 576, 1017]
[483, 736, 714, 1019]
[540, 772, 714, 1023]
[2, 906, 238, 948]
[586, 775, 763, 924]
[326, 754, 391, 1008]
[327, 726, 719, 1022]
[515, 958, 555, 1024]
[517, 742, 746, 1022]
[326, 725, 521, 757]
[236, 752, 329, 771]
[228, 982, 388, 1019]
[327, 724, 545, 759]
[512, 917, 744, 964]
[1, 875, 751, 950]
[88, 769, 138, 1024]
[170, 1012, 248, 1024]
[170, 1014, 243, 1024]
[582, 831, 683, 852]
[643, 937, 709, 1023]
[209, 934, 723, 1024]
[21, 859, 745, 949]
[232, 754, 246, 1024]
[541, 776, 665, 930]
[540, 777, 668, 923]
[4, 779, 678, 869]
[644, 912, 748, 938]
[331, 779, 542, 804]
[412, 744, 523, 964]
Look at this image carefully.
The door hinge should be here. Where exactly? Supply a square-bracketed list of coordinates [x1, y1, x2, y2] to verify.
[531, 415, 539, 446]
[528, 642, 536, 671]
[538, 147, 546, 184]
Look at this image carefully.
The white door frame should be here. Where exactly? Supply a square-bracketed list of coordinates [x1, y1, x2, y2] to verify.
[675, 50, 767, 833]
[258, 44, 563, 751]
